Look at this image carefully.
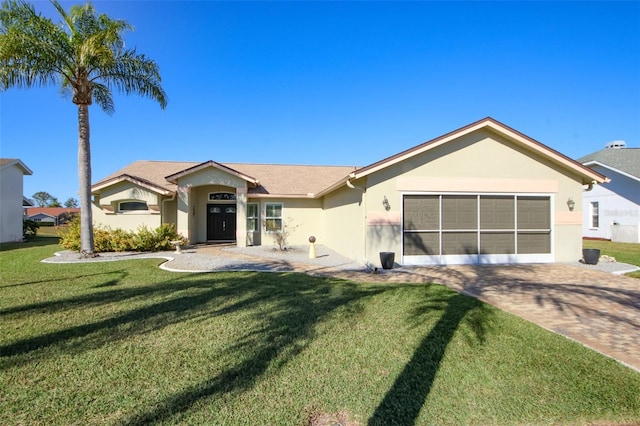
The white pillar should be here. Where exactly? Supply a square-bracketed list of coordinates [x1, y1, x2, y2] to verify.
[236, 186, 247, 247]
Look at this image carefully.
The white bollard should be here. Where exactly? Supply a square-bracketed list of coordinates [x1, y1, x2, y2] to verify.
[308, 236, 316, 259]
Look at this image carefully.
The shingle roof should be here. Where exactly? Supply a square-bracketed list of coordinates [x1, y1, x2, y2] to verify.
[578, 148, 640, 179]
[93, 160, 357, 197]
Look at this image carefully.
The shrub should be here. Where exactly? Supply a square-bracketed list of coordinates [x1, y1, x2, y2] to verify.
[58, 218, 186, 253]
[23, 219, 40, 239]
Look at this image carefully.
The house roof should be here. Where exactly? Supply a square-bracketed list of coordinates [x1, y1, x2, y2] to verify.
[92, 117, 607, 198]
[23, 196, 33, 207]
[93, 161, 357, 198]
[578, 147, 640, 181]
[0, 158, 33, 175]
[26, 207, 80, 217]
[349, 117, 609, 185]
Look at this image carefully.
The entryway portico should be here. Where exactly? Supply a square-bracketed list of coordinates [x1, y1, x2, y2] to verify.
[165, 161, 260, 247]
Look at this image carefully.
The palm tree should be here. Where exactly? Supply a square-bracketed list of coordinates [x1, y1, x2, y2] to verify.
[0, 0, 167, 255]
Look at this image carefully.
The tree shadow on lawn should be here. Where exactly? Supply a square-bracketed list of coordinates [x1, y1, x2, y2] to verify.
[368, 282, 493, 425]
[1, 267, 396, 424]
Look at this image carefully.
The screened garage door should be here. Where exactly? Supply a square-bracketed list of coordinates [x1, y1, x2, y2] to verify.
[403, 194, 552, 265]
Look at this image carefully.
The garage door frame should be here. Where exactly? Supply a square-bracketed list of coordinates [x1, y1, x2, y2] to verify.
[401, 192, 554, 265]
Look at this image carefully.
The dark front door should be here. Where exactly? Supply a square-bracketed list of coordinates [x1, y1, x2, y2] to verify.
[207, 204, 237, 241]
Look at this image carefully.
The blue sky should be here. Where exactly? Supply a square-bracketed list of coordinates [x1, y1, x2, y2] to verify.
[1, 1, 639, 203]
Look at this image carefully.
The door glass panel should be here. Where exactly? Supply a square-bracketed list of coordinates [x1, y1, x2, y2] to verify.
[442, 196, 477, 230]
[225, 207, 236, 214]
[480, 232, 515, 254]
[517, 197, 550, 229]
[442, 232, 478, 255]
[480, 196, 514, 229]
[403, 196, 439, 230]
[403, 232, 439, 255]
[210, 207, 220, 214]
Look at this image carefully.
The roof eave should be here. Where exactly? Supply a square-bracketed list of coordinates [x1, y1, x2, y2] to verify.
[92, 174, 173, 196]
[582, 161, 639, 183]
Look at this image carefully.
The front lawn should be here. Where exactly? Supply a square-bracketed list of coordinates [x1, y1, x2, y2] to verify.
[583, 239, 640, 278]
[1, 238, 639, 425]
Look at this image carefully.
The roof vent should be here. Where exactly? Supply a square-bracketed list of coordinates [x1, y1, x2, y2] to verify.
[605, 140, 626, 149]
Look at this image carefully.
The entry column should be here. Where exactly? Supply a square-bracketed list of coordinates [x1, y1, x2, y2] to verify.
[236, 186, 247, 247]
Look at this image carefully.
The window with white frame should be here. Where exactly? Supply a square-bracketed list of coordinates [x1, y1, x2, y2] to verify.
[247, 203, 259, 232]
[590, 201, 599, 228]
[265, 203, 283, 232]
[118, 201, 148, 213]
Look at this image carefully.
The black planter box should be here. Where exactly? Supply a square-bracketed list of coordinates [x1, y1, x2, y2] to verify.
[582, 248, 601, 265]
[380, 252, 395, 269]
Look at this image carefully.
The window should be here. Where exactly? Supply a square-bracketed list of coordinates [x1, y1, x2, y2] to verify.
[209, 193, 236, 201]
[265, 203, 283, 232]
[591, 202, 599, 228]
[247, 203, 259, 232]
[119, 201, 148, 212]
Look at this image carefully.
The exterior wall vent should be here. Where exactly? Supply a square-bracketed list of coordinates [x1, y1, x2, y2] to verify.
[605, 140, 626, 149]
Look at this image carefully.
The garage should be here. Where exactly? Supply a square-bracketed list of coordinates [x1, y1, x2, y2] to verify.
[402, 194, 552, 265]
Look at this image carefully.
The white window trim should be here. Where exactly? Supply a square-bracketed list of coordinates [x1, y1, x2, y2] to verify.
[590, 201, 600, 230]
[247, 203, 259, 232]
[264, 202, 283, 233]
[117, 200, 149, 214]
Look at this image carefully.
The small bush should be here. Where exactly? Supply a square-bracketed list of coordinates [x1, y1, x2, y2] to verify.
[23, 219, 40, 239]
[59, 218, 186, 253]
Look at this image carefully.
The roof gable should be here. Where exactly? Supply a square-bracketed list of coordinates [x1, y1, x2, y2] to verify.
[165, 160, 260, 187]
[349, 117, 608, 185]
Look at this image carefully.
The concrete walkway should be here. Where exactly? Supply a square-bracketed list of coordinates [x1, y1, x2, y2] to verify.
[44, 246, 640, 372]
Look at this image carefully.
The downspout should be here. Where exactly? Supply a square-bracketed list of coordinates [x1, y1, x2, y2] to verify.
[584, 180, 596, 192]
[161, 193, 176, 225]
[346, 178, 367, 264]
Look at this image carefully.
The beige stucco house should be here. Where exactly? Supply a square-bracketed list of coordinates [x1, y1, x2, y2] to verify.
[1, 158, 33, 243]
[92, 118, 608, 266]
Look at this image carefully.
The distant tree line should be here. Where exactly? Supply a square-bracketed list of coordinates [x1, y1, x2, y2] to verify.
[30, 191, 78, 208]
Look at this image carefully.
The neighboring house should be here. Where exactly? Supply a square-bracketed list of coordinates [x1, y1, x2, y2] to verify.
[92, 118, 607, 266]
[26, 207, 81, 226]
[578, 141, 640, 242]
[0, 158, 33, 243]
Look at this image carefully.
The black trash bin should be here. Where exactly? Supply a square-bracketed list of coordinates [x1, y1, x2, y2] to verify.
[380, 252, 395, 269]
[582, 248, 600, 265]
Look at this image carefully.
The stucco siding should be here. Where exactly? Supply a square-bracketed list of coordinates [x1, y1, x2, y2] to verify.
[0, 165, 25, 243]
[322, 182, 366, 263]
[362, 130, 587, 264]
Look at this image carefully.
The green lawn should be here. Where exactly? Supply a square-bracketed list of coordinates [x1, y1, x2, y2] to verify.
[1, 237, 639, 425]
[583, 239, 640, 278]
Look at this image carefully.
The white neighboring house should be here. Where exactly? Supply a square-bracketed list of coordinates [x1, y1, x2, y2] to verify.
[0, 158, 33, 243]
[579, 141, 640, 242]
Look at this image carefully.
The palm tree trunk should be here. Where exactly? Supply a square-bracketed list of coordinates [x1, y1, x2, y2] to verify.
[78, 103, 95, 255]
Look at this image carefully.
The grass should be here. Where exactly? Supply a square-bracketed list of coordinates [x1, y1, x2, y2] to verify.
[1, 237, 639, 425]
[583, 239, 640, 278]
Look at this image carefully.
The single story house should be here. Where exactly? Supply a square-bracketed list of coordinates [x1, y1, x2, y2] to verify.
[92, 118, 608, 266]
[26, 207, 81, 226]
[578, 141, 640, 242]
[1, 158, 33, 243]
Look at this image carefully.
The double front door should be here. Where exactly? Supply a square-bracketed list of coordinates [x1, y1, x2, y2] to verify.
[207, 204, 236, 241]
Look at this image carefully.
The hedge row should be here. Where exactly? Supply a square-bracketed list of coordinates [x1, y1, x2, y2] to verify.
[59, 218, 186, 253]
